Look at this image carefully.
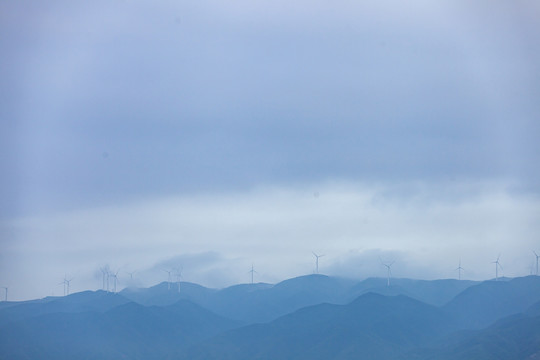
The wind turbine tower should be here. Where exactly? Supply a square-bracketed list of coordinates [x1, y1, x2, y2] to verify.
[456, 259, 465, 280]
[533, 251, 540, 276]
[174, 267, 182, 293]
[493, 255, 503, 281]
[127, 270, 136, 281]
[111, 270, 119, 293]
[249, 264, 257, 284]
[66, 278, 72, 295]
[312, 252, 325, 274]
[60, 279, 66, 296]
[1, 287, 7, 301]
[380, 259, 394, 287]
[164, 269, 173, 291]
[60, 276, 73, 296]
[100, 267, 108, 291]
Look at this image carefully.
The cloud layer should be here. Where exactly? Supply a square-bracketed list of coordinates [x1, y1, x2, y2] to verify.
[1, 180, 538, 300]
[1, 0, 539, 218]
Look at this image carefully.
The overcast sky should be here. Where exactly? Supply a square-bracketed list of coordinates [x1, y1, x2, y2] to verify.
[1, 0, 539, 300]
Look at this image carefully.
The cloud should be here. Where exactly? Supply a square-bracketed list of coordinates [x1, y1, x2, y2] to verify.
[1, 180, 538, 300]
[1, 0, 539, 218]
[142, 252, 243, 289]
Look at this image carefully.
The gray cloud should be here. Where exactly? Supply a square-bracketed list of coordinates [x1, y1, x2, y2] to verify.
[1, 0, 539, 218]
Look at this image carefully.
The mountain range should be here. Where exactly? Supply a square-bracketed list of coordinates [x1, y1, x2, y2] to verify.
[120, 274, 477, 323]
[1, 275, 539, 360]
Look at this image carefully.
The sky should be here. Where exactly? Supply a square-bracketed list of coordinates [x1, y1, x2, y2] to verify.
[1, 0, 539, 300]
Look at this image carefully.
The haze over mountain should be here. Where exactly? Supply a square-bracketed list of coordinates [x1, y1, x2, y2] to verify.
[183, 293, 454, 360]
[0, 290, 130, 325]
[0, 297, 239, 360]
[443, 276, 540, 329]
[420, 314, 540, 360]
[119, 274, 478, 323]
[1, 275, 539, 360]
[177, 276, 540, 360]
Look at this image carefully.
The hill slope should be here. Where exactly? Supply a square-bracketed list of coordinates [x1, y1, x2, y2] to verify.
[443, 276, 540, 329]
[183, 293, 455, 360]
[120, 275, 477, 324]
[0, 299, 240, 360]
[0, 290, 130, 325]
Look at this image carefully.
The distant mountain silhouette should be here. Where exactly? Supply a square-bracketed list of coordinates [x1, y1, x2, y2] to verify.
[121, 275, 357, 323]
[443, 275, 540, 329]
[349, 278, 478, 306]
[120, 281, 218, 306]
[203, 275, 356, 323]
[407, 313, 540, 360]
[0, 295, 59, 311]
[3, 276, 539, 360]
[526, 299, 540, 316]
[0, 290, 130, 325]
[182, 293, 456, 360]
[120, 275, 477, 324]
[0, 297, 239, 360]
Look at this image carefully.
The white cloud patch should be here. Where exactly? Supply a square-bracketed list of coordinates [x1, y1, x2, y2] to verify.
[1, 180, 538, 300]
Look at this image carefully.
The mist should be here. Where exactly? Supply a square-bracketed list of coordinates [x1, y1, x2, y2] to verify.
[1, 180, 538, 300]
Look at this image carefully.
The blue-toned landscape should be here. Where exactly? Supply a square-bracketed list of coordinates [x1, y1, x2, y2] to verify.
[2, 275, 540, 359]
[1, 1, 539, 358]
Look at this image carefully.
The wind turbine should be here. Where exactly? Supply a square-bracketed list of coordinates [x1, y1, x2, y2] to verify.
[174, 267, 183, 293]
[127, 270, 137, 281]
[312, 252, 325, 274]
[1, 287, 7, 302]
[59, 279, 66, 296]
[163, 269, 173, 291]
[65, 278, 73, 295]
[456, 259, 465, 280]
[380, 258, 394, 286]
[110, 270, 119, 293]
[492, 255, 503, 281]
[533, 251, 539, 276]
[60, 276, 73, 296]
[100, 267, 109, 291]
[248, 264, 257, 284]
